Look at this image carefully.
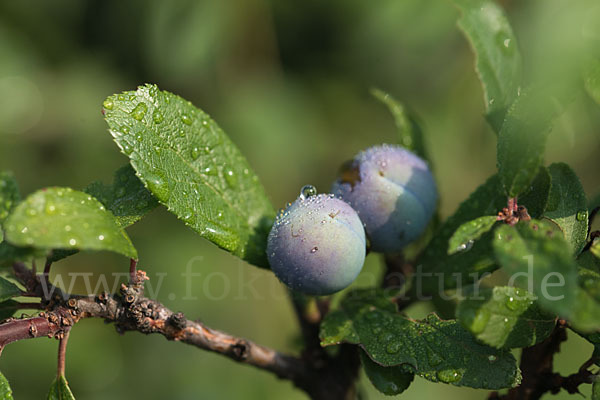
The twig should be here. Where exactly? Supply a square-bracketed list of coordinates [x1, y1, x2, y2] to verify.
[1, 263, 358, 399]
[57, 328, 70, 378]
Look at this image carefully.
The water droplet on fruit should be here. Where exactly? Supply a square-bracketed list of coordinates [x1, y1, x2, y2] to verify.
[45, 202, 57, 215]
[299, 185, 317, 200]
[191, 147, 200, 160]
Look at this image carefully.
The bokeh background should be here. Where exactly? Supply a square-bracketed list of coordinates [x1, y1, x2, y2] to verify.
[0, 0, 599, 399]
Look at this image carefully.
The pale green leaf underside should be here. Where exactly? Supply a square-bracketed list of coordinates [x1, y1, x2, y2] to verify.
[452, 0, 521, 132]
[3, 187, 136, 259]
[47, 376, 75, 400]
[448, 215, 497, 255]
[544, 163, 588, 255]
[103, 84, 275, 268]
[456, 286, 556, 348]
[320, 290, 520, 389]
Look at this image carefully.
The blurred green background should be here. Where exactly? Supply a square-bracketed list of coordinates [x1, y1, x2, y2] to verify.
[0, 0, 599, 398]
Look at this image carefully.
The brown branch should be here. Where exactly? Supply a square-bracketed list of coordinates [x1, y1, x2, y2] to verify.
[490, 323, 598, 400]
[1, 263, 357, 399]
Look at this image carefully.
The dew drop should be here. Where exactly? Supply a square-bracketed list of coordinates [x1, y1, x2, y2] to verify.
[191, 147, 201, 160]
[64, 225, 72, 232]
[69, 238, 77, 246]
[385, 342, 401, 354]
[103, 99, 114, 110]
[437, 369, 462, 383]
[181, 114, 193, 125]
[145, 172, 169, 201]
[299, 185, 317, 200]
[152, 109, 164, 124]
[455, 240, 474, 253]
[310, 246, 318, 253]
[576, 211, 588, 221]
[45, 202, 57, 215]
[131, 102, 147, 121]
[225, 170, 237, 187]
[98, 234, 105, 241]
[505, 296, 520, 311]
[488, 355, 497, 362]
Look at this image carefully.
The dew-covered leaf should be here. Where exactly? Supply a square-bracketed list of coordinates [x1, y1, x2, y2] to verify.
[544, 163, 588, 254]
[3, 187, 136, 259]
[103, 84, 275, 267]
[448, 216, 497, 255]
[497, 86, 575, 197]
[0, 371, 14, 400]
[452, 0, 522, 132]
[456, 286, 556, 348]
[371, 88, 428, 160]
[493, 220, 600, 331]
[85, 164, 158, 228]
[360, 350, 414, 396]
[0, 171, 20, 243]
[320, 290, 520, 389]
[47, 376, 75, 400]
[417, 174, 505, 292]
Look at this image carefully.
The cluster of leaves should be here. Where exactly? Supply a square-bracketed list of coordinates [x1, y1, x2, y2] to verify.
[0, 0, 599, 398]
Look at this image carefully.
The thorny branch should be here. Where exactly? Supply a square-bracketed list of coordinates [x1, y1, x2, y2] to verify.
[0, 262, 356, 400]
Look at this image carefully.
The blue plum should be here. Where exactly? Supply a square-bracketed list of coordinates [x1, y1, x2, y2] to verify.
[331, 144, 437, 253]
[267, 187, 366, 295]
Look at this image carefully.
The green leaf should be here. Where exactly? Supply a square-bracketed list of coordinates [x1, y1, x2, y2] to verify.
[0, 242, 40, 269]
[452, 0, 521, 132]
[417, 174, 505, 292]
[456, 286, 556, 348]
[0, 371, 14, 400]
[518, 166, 551, 219]
[103, 84, 275, 267]
[448, 216, 498, 255]
[497, 86, 575, 197]
[320, 290, 520, 389]
[0, 278, 20, 302]
[85, 164, 159, 228]
[47, 376, 75, 400]
[371, 88, 428, 160]
[360, 350, 414, 396]
[3, 187, 137, 259]
[593, 380, 600, 400]
[544, 163, 588, 254]
[493, 220, 600, 331]
[0, 300, 20, 320]
[0, 171, 20, 243]
[585, 59, 600, 105]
